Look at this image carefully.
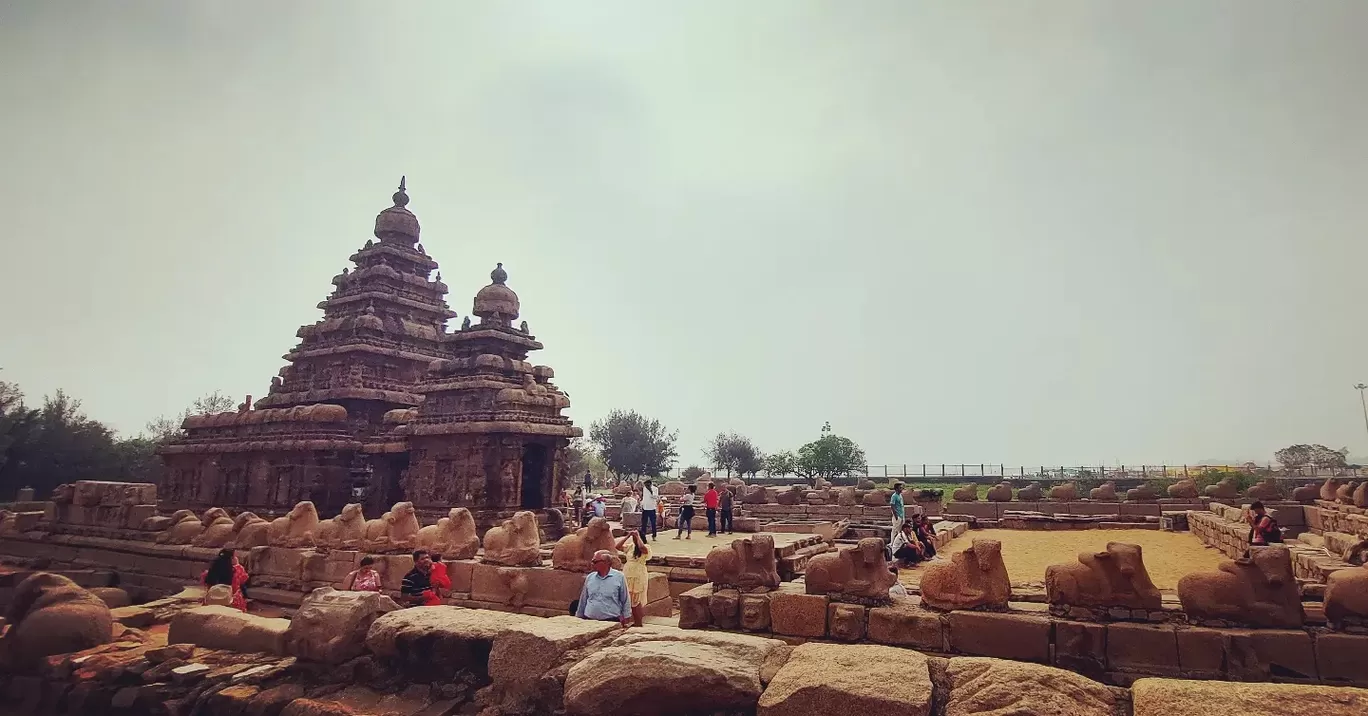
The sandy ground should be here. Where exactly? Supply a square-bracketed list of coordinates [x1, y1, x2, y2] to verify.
[900, 528, 1227, 590]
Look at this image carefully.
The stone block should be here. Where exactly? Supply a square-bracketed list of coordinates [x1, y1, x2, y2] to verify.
[678, 584, 712, 629]
[372, 553, 415, 592]
[759, 643, 930, 716]
[1175, 627, 1225, 677]
[944, 657, 1116, 716]
[470, 563, 585, 610]
[867, 600, 944, 651]
[946, 611, 1051, 663]
[364, 605, 536, 681]
[1053, 620, 1106, 679]
[709, 588, 741, 629]
[487, 616, 620, 712]
[770, 591, 829, 638]
[741, 593, 771, 631]
[827, 603, 866, 642]
[945, 502, 997, 519]
[1315, 633, 1368, 686]
[1248, 629, 1318, 680]
[167, 606, 290, 655]
[1131, 678, 1368, 716]
[1107, 623, 1179, 676]
[283, 587, 399, 665]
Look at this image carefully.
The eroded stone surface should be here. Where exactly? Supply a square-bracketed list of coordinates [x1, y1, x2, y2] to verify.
[364, 606, 535, 680]
[1131, 678, 1368, 716]
[759, 643, 930, 716]
[1045, 542, 1162, 610]
[284, 587, 399, 665]
[919, 539, 1010, 611]
[167, 606, 290, 656]
[1177, 546, 1303, 628]
[943, 657, 1116, 716]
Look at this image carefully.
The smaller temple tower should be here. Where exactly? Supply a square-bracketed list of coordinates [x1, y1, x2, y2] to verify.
[399, 263, 581, 527]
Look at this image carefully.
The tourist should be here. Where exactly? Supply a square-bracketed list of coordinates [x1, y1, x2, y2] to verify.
[342, 556, 382, 592]
[640, 480, 659, 542]
[719, 485, 734, 534]
[575, 549, 631, 627]
[430, 552, 451, 599]
[890, 482, 906, 538]
[888, 567, 909, 598]
[590, 495, 607, 519]
[584, 470, 594, 492]
[704, 482, 720, 537]
[1246, 501, 1283, 546]
[202, 548, 249, 612]
[621, 490, 640, 515]
[674, 485, 697, 539]
[615, 529, 651, 627]
[913, 515, 939, 560]
[890, 520, 924, 567]
[400, 549, 441, 607]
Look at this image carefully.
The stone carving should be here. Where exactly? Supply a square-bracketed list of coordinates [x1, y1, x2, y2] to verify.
[1336, 481, 1357, 505]
[156, 509, 205, 545]
[1244, 478, 1284, 501]
[1016, 483, 1044, 501]
[225, 511, 266, 548]
[836, 486, 858, 506]
[284, 587, 400, 665]
[952, 485, 977, 502]
[316, 503, 368, 549]
[856, 478, 876, 490]
[704, 535, 780, 591]
[1291, 481, 1321, 502]
[1204, 476, 1239, 499]
[415, 507, 480, 559]
[1355, 481, 1368, 508]
[251, 501, 321, 548]
[190, 508, 236, 548]
[50, 483, 74, 504]
[659, 481, 687, 496]
[1324, 566, 1368, 628]
[1088, 482, 1117, 501]
[0, 572, 112, 669]
[804, 537, 899, 603]
[363, 501, 421, 553]
[918, 538, 1011, 611]
[1048, 483, 1078, 501]
[1044, 542, 1162, 610]
[985, 483, 1013, 502]
[775, 486, 804, 506]
[861, 489, 889, 506]
[1167, 479, 1199, 498]
[552, 517, 619, 572]
[482, 510, 542, 567]
[1317, 478, 1340, 501]
[1176, 545, 1303, 628]
[741, 485, 773, 504]
[1125, 483, 1159, 502]
[740, 593, 770, 630]
[495, 567, 531, 608]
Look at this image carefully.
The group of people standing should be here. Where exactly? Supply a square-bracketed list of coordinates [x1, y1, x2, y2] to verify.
[888, 481, 941, 568]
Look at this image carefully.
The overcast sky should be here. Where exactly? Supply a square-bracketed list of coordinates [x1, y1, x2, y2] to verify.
[2, 1, 1366, 469]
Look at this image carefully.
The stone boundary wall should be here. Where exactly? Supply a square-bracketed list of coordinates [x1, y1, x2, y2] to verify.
[676, 582, 1368, 688]
[1308, 500, 1368, 539]
[1188, 504, 1354, 583]
[947, 499, 1210, 521]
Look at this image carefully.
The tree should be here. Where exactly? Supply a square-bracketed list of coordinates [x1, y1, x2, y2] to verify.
[1275, 444, 1348, 472]
[764, 451, 798, 478]
[705, 432, 765, 478]
[588, 409, 679, 479]
[0, 390, 122, 500]
[565, 437, 610, 485]
[795, 422, 866, 480]
[145, 390, 236, 442]
[682, 465, 707, 481]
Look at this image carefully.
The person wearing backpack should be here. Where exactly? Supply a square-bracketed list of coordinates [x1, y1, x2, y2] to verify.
[1246, 501, 1283, 545]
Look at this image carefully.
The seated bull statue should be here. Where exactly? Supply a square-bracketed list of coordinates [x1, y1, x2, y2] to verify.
[775, 486, 805, 506]
[191, 508, 236, 548]
[1125, 483, 1160, 502]
[156, 509, 204, 545]
[482, 511, 542, 567]
[225, 512, 267, 549]
[363, 501, 421, 553]
[1336, 481, 1358, 505]
[1355, 482, 1368, 508]
[236, 501, 320, 549]
[1176, 545, 1303, 628]
[918, 538, 1011, 611]
[0, 572, 112, 670]
[804, 537, 899, 602]
[705, 534, 780, 591]
[1167, 479, 1199, 498]
[1045, 542, 1162, 610]
[1245, 478, 1284, 501]
[1088, 482, 1117, 501]
[741, 485, 773, 504]
[1290, 482, 1320, 502]
[1324, 565, 1368, 628]
[1318, 478, 1339, 501]
[1016, 482, 1044, 501]
[416, 507, 480, 559]
[316, 503, 368, 549]
[952, 484, 978, 502]
[985, 483, 1013, 502]
[1204, 476, 1240, 499]
[552, 517, 619, 572]
[1048, 482, 1078, 501]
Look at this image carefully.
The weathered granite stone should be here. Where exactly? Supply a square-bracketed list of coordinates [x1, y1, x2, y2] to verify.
[1177, 546, 1303, 628]
[759, 643, 930, 716]
[943, 657, 1116, 716]
[1130, 678, 1368, 716]
[283, 587, 399, 665]
[1045, 542, 1162, 610]
[919, 539, 1010, 611]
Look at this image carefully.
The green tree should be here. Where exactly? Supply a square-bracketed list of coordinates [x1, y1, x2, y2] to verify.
[0, 389, 122, 500]
[1275, 444, 1348, 472]
[795, 422, 867, 480]
[764, 450, 798, 477]
[145, 390, 236, 442]
[588, 409, 679, 479]
[705, 432, 765, 478]
[565, 437, 610, 485]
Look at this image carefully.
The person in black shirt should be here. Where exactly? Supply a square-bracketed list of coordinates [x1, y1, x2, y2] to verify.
[401, 549, 438, 606]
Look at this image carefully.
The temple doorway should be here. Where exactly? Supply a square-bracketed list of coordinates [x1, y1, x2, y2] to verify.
[520, 443, 547, 509]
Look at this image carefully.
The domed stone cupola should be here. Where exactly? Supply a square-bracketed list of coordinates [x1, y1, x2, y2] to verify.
[373, 176, 420, 244]
[473, 262, 520, 326]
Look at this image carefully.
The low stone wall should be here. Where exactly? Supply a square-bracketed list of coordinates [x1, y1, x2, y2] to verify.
[947, 499, 1205, 522]
[676, 583, 1368, 687]
[1188, 504, 1350, 584]
[1187, 510, 1251, 559]
[1309, 500, 1368, 538]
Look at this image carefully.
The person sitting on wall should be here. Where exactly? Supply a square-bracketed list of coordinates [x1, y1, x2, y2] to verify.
[202, 548, 250, 612]
[343, 556, 382, 592]
[575, 549, 631, 627]
[429, 552, 451, 599]
[590, 495, 607, 519]
[1245, 501, 1283, 546]
[400, 549, 441, 607]
[913, 514, 939, 560]
[890, 520, 924, 568]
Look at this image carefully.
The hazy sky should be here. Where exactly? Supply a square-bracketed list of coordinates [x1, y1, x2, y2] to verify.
[2, 1, 1366, 469]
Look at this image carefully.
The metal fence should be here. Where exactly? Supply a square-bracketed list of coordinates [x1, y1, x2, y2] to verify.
[661, 463, 1364, 481]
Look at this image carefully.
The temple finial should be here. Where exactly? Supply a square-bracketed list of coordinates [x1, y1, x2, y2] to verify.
[392, 176, 410, 208]
[491, 262, 508, 285]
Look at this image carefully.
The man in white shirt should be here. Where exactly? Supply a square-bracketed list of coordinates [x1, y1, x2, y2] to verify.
[639, 479, 659, 542]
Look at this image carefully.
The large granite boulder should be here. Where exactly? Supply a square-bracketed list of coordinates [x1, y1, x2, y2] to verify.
[168, 606, 290, 655]
[1130, 678, 1368, 716]
[0, 572, 113, 670]
[563, 626, 787, 716]
[485, 616, 621, 714]
[1045, 542, 1162, 610]
[1176, 545, 1303, 628]
[758, 643, 930, 716]
[365, 606, 536, 681]
[985, 483, 1013, 502]
[918, 539, 1010, 611]
[284, 587, 399, 665]
[942, 657, 1117, 716]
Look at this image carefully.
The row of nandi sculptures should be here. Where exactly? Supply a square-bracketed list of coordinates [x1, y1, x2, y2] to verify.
[954, 476, 1357, 503]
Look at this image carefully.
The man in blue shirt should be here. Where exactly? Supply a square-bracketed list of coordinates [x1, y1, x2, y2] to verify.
[889, 481, 906, 538]
[575, 549, 631, 626]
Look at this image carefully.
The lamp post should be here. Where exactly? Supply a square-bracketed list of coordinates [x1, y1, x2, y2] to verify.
[1355, 384, 1368, 448]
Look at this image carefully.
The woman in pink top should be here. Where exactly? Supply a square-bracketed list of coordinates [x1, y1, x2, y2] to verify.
[343, 556, 382, 592]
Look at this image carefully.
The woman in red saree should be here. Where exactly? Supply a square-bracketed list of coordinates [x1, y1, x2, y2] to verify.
[202, 548, 250, 612]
